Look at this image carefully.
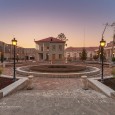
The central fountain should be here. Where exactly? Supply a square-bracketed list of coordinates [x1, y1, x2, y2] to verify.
[29, 64, 86, 73]
[16, 64, 100, 78]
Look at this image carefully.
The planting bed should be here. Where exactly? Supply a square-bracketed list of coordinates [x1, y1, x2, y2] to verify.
[0, 77, 14, 90]
[103, 78, 115, 90]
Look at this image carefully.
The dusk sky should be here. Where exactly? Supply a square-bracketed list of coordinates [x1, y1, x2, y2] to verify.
[0, 0, 115, 48]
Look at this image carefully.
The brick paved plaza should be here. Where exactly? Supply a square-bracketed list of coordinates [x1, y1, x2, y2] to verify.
[0, 63, 115, 115]
[1, 0, 115, 114]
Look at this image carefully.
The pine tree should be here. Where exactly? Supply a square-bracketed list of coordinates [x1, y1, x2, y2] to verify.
[80, 48, 87, 61]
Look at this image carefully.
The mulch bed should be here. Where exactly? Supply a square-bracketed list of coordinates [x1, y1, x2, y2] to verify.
[29, 65, 86, 73]
[0, 77, 14, 90]
[102, 78, 115, 90]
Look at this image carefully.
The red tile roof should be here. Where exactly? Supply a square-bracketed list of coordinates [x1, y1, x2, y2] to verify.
[66, 47, 98, 51]
[35, 37, 65, 43]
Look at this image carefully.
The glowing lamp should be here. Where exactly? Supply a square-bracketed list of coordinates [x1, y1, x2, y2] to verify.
[12, 38, 17, 46]
[100, 38, 106, 47]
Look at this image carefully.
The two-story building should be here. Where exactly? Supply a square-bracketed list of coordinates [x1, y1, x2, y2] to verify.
[0, 41, 37, 61]
[35, 37, 65, 61]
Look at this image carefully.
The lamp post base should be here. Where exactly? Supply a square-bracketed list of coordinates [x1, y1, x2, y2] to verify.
[13, 78, 16, 82]
[101, 79, 104, 83]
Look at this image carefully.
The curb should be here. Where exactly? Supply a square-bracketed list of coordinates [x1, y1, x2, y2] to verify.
[0, 75, 29, 98]
[87, 76, 115, 97]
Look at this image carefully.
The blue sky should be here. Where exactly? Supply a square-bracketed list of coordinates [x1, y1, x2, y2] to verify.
[0, 0, 115, 47]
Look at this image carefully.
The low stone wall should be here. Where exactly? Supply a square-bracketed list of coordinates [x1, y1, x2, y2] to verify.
[87, 76, 115, 98]
[0, 75, 29, 98]
[88, 78, 108, 96]
[111, 92, 115, 99]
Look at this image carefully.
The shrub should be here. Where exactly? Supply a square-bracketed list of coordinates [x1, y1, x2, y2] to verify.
[111, 67, 115, 76]
[112, 57, 115, 62]
[0, 67, 3, 75]
[80, 48, 87, 61]
[93, 55, 99, 60]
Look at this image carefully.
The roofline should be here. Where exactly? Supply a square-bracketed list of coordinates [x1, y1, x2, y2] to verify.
[35, 41, 65, 43]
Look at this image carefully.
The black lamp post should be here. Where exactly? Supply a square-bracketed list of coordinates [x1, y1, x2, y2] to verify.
[17, 53, 19, 62]
[100, 38, 106, 82]
[0, 52, 1, 63]
[12, 38, 17, 81]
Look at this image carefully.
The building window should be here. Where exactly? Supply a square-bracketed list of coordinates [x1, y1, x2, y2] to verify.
[73, 53, 77, 60]
[79, 53, 81, 57]
[45, 46, 49, 51]
[73, 53, 76, 57]
[52, 54, 55, 60]
[59, 54, 62, 59]
[90, 53, 92, 58]
[67, 53, 70, 58]
[41, 46, 43, 51]
[52, 45, 56, 50]
[59, 45, 62, 50]
[47, 46, 49, 50]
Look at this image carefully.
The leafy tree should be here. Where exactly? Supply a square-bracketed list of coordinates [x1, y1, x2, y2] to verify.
[93, 55, 99, 60]
[80, 48, 87, 61]
[112, 57, 115, 62]
[0, 67, 3, 75]
[57, 33, 68, 42]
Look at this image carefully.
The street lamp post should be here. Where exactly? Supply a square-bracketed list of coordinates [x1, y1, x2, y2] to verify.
[0, 52, 1, 63]
[17, 53, 19, 62]
[12, 38, 17, 81]
[100, 38, 106, 82]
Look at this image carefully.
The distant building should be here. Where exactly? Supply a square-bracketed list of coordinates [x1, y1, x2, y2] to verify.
[65, 47, 98, 61]
[15, 46, 24, 60]
[96, 41, 115, 61]
[35, 37, 66, 61]
[0, 41, 25, 61]
[0, 41, 37, 62]
[0, 41, 13, 61]
[94, 41, 115, 61]
[24, 48, 37, 60]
